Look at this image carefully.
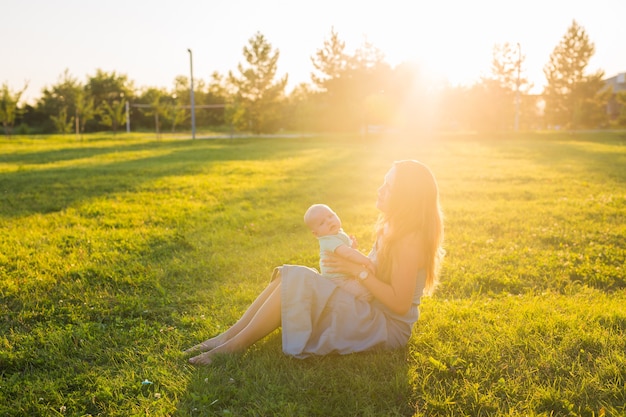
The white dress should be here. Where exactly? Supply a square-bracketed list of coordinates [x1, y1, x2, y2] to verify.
[275, 246, 426, 358]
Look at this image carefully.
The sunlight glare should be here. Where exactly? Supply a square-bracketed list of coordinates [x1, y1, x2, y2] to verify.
[372, 2, 494, 89]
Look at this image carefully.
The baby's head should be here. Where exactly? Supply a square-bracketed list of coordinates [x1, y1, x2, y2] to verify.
[304, 204, 342, 237]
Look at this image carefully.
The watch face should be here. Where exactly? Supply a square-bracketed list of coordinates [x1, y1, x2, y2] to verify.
[359, 270, 368, 280]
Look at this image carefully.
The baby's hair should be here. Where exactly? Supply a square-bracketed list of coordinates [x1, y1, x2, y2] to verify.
[304, 204, 331, 227]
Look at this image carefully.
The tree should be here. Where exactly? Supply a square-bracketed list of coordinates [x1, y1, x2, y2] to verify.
[171, 76, 192, 131]
[36, 69, 82, 134]
[469, 42, 530, 131]
[138, 87, 169, 138]
[310, 27, 350, 92]
[309, 28, 352, 131]
[616, 91, 626, 127]
[74, 89, 95, 140]
[0, 82, 28, 137]
[98, 100, 126, 134]
[86, 69, 134, 130]
[227, 31, 288, 134]
[308, 28, 394, 132]
[166, 102, 187, 133]
[207, 71, 232, 99]
[351, 38, 392, 130]
[173, 74, 227, 129]
[50, 107, 74, 134]
[283, 82, 319, 132]
[203, 72, 229, 127]
[543, 20, 609, 129]
[18, 104, 48, 134]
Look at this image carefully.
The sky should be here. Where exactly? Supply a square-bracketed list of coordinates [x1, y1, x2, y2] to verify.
[3, 0, 626, 105]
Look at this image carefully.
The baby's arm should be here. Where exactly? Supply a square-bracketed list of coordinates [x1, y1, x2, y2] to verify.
[334, 245, 375, 271]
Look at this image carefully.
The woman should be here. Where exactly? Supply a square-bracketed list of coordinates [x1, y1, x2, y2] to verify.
[186, 160, 444, 365]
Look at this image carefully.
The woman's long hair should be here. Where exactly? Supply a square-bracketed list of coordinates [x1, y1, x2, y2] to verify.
[375, 160, 444, 295]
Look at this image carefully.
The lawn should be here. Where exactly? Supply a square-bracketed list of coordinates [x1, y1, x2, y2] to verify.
[1, 131, 625, 416]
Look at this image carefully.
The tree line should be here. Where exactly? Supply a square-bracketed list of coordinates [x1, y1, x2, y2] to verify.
[2, 20, 625, 138]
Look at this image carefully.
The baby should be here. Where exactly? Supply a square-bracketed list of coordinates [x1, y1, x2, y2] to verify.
[304, 204, 374, 301]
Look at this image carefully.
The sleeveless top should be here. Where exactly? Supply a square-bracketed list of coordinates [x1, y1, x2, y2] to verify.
[367, 243, 426, 322]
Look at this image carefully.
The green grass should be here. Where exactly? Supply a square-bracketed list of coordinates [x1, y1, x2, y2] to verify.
[1, 131, 625, 416]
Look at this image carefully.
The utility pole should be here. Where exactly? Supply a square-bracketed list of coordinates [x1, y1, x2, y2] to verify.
[187, 48, 196, 140]
[125, 101, 130, 133]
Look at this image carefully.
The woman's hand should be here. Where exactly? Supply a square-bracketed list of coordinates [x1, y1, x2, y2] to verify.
[323, 250, 362, 278]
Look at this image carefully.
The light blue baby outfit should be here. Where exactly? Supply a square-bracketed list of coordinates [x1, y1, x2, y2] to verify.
[316, 230, 372, 301]
[317, 230, 353, 279]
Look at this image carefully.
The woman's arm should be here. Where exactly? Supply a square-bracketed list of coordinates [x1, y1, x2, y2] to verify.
[333, 245, 376, 272]
[324, 235, 424, 315]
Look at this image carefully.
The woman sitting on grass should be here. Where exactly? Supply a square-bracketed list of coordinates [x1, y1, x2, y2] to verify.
[185, 159, 445, 365]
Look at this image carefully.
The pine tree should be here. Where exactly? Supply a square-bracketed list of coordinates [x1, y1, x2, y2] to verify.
[75, 89, 95, 140]
[227, 32, 287, 134]
[310, 27, 349, 92]
[543, 20, 609, 129]
[310, 28, 390, 132]
[471, 42, 530, 131]
[0, 82, 28, 137]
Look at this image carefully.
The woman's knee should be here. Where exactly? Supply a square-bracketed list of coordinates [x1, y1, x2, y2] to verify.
[271, 267, 282, 282]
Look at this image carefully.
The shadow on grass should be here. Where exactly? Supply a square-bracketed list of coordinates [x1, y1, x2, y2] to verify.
[499, 132, 626, 184]
[176, 335, 415, 416]
[0, 138, 315, 219]
[0, 140, 189, 165]
[1, 134, 395, 413]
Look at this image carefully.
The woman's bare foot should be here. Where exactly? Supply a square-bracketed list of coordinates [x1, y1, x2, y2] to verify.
[188, 340, 241, 366]
[188, 350, 217, 366]
[183, 335, 226, 354]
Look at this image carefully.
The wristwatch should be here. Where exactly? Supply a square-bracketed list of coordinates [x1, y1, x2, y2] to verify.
[358, 270, 369, 281]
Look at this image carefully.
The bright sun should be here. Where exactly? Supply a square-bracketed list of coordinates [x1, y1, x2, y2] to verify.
[361, 2, 497, 89]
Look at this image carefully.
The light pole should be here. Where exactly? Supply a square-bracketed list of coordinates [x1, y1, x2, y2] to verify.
[187, 48, 196, 140]
[515, 42, 521, 132]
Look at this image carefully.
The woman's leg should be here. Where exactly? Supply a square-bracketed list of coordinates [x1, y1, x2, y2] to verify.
[189, 281, 282, 365]
[184, 276, 281, 353]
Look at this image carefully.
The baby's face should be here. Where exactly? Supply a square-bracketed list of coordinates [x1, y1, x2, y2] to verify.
[309, 206, 342, 237]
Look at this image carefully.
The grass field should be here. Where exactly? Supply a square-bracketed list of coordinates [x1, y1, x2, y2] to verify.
[1, 131, 625, 416]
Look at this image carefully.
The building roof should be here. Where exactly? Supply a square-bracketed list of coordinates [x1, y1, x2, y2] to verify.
[605, 72, 626, 92]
